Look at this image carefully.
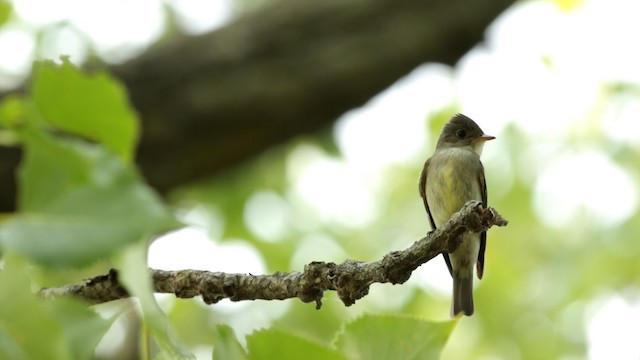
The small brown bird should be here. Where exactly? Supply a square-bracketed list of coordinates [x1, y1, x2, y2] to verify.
[419, 114, 494, 316]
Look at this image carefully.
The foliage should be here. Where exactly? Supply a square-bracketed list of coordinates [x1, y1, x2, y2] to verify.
[0, 60, 188, 359]
[210, 315, 454, 360]
[0, 0, 10, 28]
[2, 2, 640, 357]
[0, 60, 459, 359]
[334, 314, 455, 360]
[0, 254, 114, 360]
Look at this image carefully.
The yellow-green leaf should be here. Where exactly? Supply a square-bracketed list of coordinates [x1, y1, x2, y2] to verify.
[31, 58, 139, 161]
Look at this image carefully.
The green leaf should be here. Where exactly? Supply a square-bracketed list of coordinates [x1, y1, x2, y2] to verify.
[46, 298, 116, 360]
[0, 254, 69, 360]
[0, 324, 29, 360]
[0, 131, 176, 267]
[0, 253, 113, 360]
[0, 0, 11, 28]
[31, 58, 139, 161]
[0, 95, 25, 128]
[0, 95, 24, 146]
[213, 325, 247, 360]
[334, 314, 455, 360]
[246, 329, 347, 360]
[113, 241, 194, 359]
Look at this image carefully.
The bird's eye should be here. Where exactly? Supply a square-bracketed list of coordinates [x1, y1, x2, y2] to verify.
[456, 129, 466, 138]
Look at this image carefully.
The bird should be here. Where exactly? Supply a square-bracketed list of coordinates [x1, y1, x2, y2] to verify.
[418, 113, 494, 316]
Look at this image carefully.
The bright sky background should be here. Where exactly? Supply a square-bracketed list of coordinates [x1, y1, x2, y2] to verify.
[2, 0, 640, 358]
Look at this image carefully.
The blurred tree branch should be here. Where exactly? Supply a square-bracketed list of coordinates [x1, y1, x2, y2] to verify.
[40, 201, 508, 307]
[0, 0, 515, 212]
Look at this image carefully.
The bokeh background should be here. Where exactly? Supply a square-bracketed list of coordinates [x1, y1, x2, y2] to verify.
[1, 0, 639, 359]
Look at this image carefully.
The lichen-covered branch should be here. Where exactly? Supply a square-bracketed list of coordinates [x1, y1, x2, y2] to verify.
[40, 201, 508, 308]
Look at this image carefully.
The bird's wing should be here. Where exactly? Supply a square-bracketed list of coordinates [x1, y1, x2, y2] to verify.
[418, 158, 436, 231]
[476, 162, 488, 279]
[419, 158, 453, 276]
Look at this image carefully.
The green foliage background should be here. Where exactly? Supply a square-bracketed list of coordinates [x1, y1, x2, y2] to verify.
[0, 59, 460, 359]
[1, 1, 640, 359]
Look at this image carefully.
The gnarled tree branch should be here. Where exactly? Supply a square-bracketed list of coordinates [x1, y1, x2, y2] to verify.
[40, 201, 508, 308]
[0, 0, 516, 212]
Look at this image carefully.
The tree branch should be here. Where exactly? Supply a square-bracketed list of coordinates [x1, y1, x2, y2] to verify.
[0, 0, 516, 212]
[40, 201, 508, 308]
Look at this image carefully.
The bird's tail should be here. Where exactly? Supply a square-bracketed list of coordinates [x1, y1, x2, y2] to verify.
[452, 276, 474, 317]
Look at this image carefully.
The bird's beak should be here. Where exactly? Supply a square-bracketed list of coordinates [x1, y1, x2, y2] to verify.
[475, 134, 495, 142]
[471, 134, 494, 155]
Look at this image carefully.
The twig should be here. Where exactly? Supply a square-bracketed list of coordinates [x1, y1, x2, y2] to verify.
[40, 201, 508, 308]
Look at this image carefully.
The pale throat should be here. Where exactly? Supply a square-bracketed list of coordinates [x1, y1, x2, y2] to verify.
[471, 141, 485, 156]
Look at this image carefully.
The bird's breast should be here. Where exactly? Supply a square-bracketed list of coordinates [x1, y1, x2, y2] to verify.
[426, 148, 482, 226]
